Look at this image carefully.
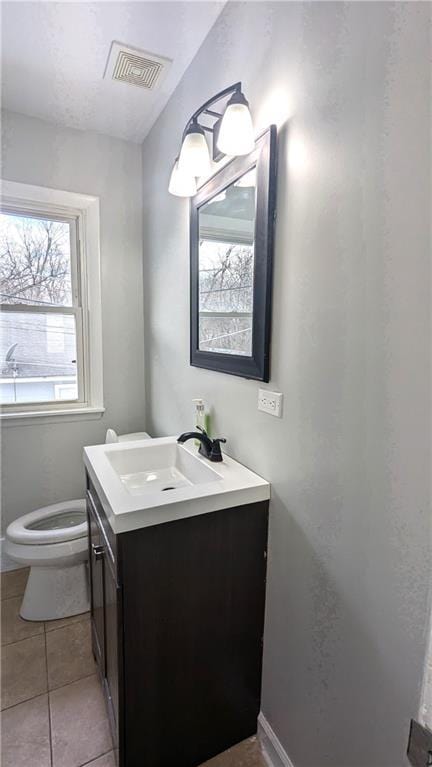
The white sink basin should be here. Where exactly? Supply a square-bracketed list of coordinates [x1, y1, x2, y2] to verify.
[84, 436, 270, 534]
[106, 442, 222, 496]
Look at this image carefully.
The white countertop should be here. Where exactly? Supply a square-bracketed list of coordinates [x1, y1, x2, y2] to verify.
[83, 436, 270, 534]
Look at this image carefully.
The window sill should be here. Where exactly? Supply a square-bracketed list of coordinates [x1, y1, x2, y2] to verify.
[0, 406, 105, 426]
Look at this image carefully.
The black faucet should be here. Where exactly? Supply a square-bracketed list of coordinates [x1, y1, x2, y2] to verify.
[177, 427, 226, 462]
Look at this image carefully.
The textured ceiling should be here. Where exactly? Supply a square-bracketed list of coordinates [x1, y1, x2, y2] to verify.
[1, 1, 225, 143]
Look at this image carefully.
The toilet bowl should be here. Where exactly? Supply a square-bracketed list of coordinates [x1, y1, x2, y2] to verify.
[5, 500, 89, 621]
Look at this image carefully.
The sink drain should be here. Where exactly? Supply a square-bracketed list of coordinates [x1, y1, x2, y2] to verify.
[162, 486, 175, 491]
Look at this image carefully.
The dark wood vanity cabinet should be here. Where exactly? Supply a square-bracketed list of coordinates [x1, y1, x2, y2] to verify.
[87, 483, 121, 756]
[86, 474, 269, 767]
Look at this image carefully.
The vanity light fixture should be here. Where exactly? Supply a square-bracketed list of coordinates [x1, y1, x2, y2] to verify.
[168, 82, 254, 197]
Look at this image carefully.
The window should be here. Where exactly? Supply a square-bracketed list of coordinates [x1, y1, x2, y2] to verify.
[0, 181, 103, 419]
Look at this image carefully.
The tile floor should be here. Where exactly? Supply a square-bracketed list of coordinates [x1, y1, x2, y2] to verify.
[1, 568, 268, 767]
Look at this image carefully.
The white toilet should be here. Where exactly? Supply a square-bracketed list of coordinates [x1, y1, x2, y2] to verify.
[5, 500, 89, 621]
[5, 430, 151, 622]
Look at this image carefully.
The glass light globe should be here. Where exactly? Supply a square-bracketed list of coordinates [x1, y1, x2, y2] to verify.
[217, 92, 255, 156]
[178, 122, 211, 177]
[168, 160, 197, 197]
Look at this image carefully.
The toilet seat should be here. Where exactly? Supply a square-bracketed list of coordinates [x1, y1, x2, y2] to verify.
[6, 500, 87, 545]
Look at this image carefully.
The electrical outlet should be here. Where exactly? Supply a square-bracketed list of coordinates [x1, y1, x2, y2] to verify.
[258, 389, 283, 418]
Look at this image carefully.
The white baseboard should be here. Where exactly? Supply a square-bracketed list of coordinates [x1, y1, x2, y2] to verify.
[0, 537, 21, 572]
[258, 713, 295, 767]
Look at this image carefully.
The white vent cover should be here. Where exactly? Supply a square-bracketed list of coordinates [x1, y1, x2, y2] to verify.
[104, 42, 172, 90]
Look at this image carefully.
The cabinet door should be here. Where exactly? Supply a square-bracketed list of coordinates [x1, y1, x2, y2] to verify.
[104, 558, 120, 754]
[87, 496, 105, 674]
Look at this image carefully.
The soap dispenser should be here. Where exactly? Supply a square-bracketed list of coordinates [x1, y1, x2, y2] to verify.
[192, 399, 211, 443]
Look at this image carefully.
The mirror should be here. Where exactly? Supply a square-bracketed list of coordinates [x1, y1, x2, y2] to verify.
[190, 126, 277, 381]
[198, 167, 256, 357]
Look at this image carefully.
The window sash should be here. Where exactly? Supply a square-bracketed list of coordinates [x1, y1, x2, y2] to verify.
[0, 305, 85, 407]
[0, 203, 88, 411]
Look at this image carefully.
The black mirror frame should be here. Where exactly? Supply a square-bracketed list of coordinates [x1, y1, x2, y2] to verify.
[190, 125, 277, 382]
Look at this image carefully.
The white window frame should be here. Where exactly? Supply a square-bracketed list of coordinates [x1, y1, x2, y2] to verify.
[0, 180, 104, 423]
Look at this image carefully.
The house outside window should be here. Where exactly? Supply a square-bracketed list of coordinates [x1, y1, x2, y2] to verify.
[0, 181, 103, 420]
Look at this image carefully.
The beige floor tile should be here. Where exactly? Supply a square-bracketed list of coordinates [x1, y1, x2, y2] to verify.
[201, 737, 267, 767]
[46, 617, 96, 690]
[1, 634, 47, 710]
[1, 569, 29, 601]
[50, 674, 112, 767]
[44, 610, 89, 633]
[85, 752, 116, 766]
[2, 596, 44, 646]
[0, 693, 51, 767]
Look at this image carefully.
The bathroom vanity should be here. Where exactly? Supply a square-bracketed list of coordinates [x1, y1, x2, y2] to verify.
[84, 437, 270, 767]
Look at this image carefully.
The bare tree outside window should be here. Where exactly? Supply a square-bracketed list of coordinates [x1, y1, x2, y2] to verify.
[199, 240, 254, 355]
[0, 212, 78, 405]
[0, 214, 72, 307]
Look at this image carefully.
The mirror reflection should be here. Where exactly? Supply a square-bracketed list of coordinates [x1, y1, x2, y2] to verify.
[198, 167, 256, 356]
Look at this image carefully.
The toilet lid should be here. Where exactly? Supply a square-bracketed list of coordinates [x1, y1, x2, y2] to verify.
[6, 500, 88, 545]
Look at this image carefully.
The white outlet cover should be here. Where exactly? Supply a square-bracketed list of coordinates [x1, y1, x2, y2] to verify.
[258, 389, 283, 418]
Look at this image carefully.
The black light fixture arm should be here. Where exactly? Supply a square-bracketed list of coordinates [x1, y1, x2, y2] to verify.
[182, 82, 242, 140]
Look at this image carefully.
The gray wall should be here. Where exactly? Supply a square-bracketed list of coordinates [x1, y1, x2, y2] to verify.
[1, 110, 146, 531]
[141, 3, 431, 766]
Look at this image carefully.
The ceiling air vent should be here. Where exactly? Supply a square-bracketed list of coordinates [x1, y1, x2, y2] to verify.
[104, 42, 172, 90]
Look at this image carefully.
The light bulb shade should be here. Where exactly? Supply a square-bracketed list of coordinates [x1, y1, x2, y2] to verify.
[178, 123, 211, 177]
[217, 91, 255, 156]
[168, 160, 197, 197]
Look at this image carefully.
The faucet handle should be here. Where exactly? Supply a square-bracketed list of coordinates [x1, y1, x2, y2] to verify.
[209, 437, 226, 462]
